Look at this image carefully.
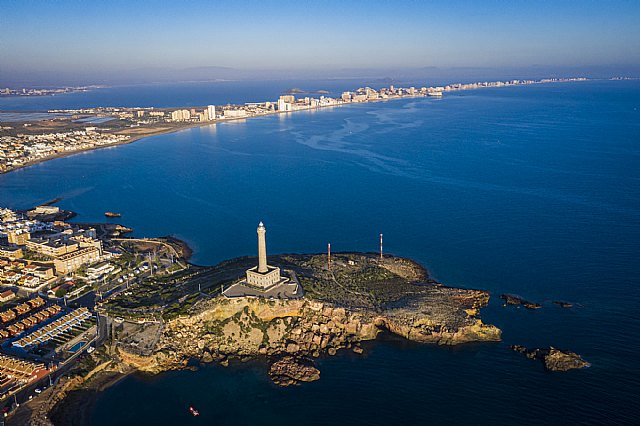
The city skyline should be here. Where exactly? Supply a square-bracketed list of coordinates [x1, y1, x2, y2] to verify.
[2, 0, 640, 85]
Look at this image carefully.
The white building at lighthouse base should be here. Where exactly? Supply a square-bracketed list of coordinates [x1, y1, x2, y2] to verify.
[245, 265, 287, 290]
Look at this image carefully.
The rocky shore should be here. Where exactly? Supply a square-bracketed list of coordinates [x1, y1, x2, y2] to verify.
[17, 252, 502, 424]
[8, 361, 131, 426]
[17, 248, 593, 424]
[113, 253, 501, 385]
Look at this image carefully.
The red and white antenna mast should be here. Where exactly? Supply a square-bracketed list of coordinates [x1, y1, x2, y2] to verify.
[380, 233, 383, 260]
[328, 243, 331, 269]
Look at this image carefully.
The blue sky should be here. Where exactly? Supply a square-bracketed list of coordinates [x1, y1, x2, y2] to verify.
[1, 0, 639, 83]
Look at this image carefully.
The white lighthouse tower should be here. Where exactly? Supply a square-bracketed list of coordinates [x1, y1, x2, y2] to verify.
[222, 221, 302, 298]
[257, 222, 268, 273]
[244, 221, 286, 289]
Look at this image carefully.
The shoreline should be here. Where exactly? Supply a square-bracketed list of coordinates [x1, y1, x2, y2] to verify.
[1, 207, 587, 423]
[48, 369, 131, 426]
[44, 331, 425, 425]
[0, 77, 589, 176]
[7, 366, 132, 426]
[0, 104, 344, 175]
[0, 121, 210, 175]
[0, 75, 613, 425]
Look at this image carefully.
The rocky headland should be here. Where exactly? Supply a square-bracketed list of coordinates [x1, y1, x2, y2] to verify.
[15, 250, 591, 425]
[113, 253, 501, 384]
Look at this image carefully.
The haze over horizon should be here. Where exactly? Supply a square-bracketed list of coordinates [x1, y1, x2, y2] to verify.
[2, 0, 640, 86]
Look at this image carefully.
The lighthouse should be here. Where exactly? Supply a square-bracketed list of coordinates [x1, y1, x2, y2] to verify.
[222, 220, 301, 299]
[257, 222, 268, 273]
[243, 221, 285, 289]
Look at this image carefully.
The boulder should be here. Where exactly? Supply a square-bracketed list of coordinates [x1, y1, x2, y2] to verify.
[332, 308, 347, 319]
[201, 351, 214, 363]
[345, 321, 359, 335]
[286, 343, 300, 354]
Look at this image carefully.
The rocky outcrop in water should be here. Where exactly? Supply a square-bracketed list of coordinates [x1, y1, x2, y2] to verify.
[268, 356, 320, 386]
[511, 345, 590, 371]
[501, 294, 542, 309]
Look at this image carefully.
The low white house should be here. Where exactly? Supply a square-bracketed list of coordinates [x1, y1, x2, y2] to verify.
[87, 262, 115, 280]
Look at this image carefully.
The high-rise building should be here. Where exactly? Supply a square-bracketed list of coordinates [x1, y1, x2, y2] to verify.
[207, 105, 216, 120]
[279, 95, 295, 104]
[170, 109, 191, 121]
[277, 99, 292, 112]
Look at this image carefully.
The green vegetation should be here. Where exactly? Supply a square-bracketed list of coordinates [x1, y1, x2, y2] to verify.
[290, 254, 432, 309]
[102, 264, 229, 320]
[22, 249, 53, 262]
[69, 345, 111, 379]
[101, 251, 431, 321]
[162, 293, 200, 320]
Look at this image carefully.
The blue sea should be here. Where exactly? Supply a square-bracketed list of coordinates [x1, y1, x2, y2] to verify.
[0, 80, 638, 425]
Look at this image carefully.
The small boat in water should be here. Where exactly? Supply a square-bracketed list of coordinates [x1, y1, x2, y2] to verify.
[189, 405, 200, 416]
[104, 212, 122, 218]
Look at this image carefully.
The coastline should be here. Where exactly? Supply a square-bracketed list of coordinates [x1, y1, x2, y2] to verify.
[47, 369, 131, 426]
[0, 102, 341, 175]
[0, 75, 628, 418]
[7, 366, 132, 426]
[0, 77, 589, 176]
[42, 252, 498, 422]
[0, 121, 210, 175]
